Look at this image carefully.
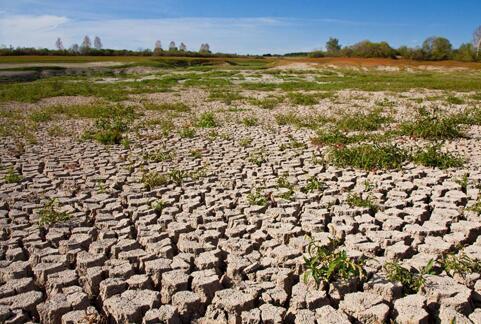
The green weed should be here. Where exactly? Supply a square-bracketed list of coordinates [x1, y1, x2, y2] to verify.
[38, 198, 71, 226]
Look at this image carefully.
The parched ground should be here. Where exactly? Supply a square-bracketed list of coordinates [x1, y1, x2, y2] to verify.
[1, 62, 481, 323]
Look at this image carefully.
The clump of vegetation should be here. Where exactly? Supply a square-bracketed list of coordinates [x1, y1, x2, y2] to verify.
[412, 144, 464, 169]
[144, 149, 174, 162]
[82, 106, 135, 145]
[247, 188, 269, 206]
[466, 196, 481, 214]
[301, 177, 326, 193]
[384, 259, 435, 295]
[208, 90, 244, 105]
[38, 198, 71, 226]
[143, 102, 190, 112]
[277, 175, 295, 200]
[168, 169, 188, 185]
[179, 127, 196, 138]
[249, 97, 281, 109]
[439, 252, 481, 278]
[455, 173, 469, 193]
[311, 129, 359, 146]
[335, 109, 391, 132]
[239, 137, 253, 147]
[190, 149, 202, 159]
[151, 199, 169, 215]
[4, 167, 23, 184]
[30, 110, 52, 123]
[446, 95, 464, 105]
[248, 151, 267, 166]
[242, 116, 258, 127]
[141, 171, 169, 190]
[399, 108, 464, 140]
[197, 112, 217, 128]
[329, 144, 409, 170]
[303, 237, 366, 288]
[288, 92, 319, 106]
[346, 192, 378, 213]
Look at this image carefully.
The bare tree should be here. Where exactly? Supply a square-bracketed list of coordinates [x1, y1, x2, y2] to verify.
[81, 36, 91, 53]
[71, 44, 80, 53]
[474, 26, 481, 57]
[55, 37, 64, 50]
[94, 36, 102, 50]
[179, 42, 187, 51]
[169, 41, 177, 51]
[199, 43, 210, 53]
[154, 40, 162, 50]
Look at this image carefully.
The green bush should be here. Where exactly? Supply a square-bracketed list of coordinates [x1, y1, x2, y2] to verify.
[197, 112, 217, 128]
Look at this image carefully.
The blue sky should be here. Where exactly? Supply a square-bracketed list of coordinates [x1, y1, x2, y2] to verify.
[0, 0, 480, 54]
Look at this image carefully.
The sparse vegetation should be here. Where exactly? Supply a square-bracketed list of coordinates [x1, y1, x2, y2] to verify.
[4, 167, 23, 184]
[141, 171, 169, 190]
[412, 144, 464, 169]
[303, 237, 366, 288]
[242, 116, 258, 127]
[38, 198, 71, 226]
[346, 192, 378, 213]
[439, 252, 481, 278]
[301, 177, 326, 193]
[329, 144, 409, 170]
[196, 112, 217, 128]
[384, 259, 435, 295]
[179, 127, 196, 138]
[247, 189, 269, 206]
[399, 108, 464, 140]
[143, 102, 190, 112]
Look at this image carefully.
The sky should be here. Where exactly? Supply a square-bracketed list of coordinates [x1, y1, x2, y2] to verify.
[0, 0, 480, 54]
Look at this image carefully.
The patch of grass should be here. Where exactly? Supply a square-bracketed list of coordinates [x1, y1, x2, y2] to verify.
[151, 199, 169, 215]
[239, 137, 253, 148]
[346, 192, 378, 213]
[196, 112, 217, 128]
[249, 97, 282, 109]
[4, 167, 23, 184]
[208, 90, 244, 105]
[179, 127, 196, 138]
[455, 173, 469, 193]
[303, 237, 366, 289]
[288, 92, 319, 105]
[329, 144, 409, 170]
[247, 188, 269, 206]
[384, 259, 435, 296]
[301, 177, 326, 193]
[412, 144, 464, 169]
[311, 129, 363, 146]
[168, 169, 188, 185]
[82, 106, 136, 145]
[242, 116, 258, 127]
[47, 125, 69, 137]
[143, 102, 190, 113]
[275, 112, 330, 129]
[399, 108, 464, 140]
[446, 95, 465, 105]
[190, 149, 202, 159]
[248, 151, 267, 166]
[335, 109, 392, 132]
[141, 171, 169, 190]
[144, 149, 174, 162]
[30, 110, 52, 123]
[38, 198, 71, 226]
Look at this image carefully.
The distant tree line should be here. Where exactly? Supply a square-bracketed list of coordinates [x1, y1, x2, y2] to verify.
[0, 35, 241, 58]
[304, 26, 481, 62]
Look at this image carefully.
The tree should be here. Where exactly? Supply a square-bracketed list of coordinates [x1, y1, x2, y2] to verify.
[326, 37, 341, 55]
[474, 26, 481, 58]
[71, 44, 80, 53]
[154, 40, 162, 50]
[169, 41, 177, 51]
[94, 36, 102, 50]
[81, 35, 91, 53]
[422, 36, 452, 60]
[453, 43, 476, 62]
[179, 42, 187, 51]
[199, 43, 210, 53]
[55, 37, 64, 50]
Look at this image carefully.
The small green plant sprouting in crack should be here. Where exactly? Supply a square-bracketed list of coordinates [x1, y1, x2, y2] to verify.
[346, 192, 379, 213]
[141, 171, 169, 190]
[384, 259, 435, 295]
[248, 150, 267, 166]
[179, 127, 196, 138]
[242, 116, 258, 127]
[239, 137, 253, 148]
[455, 173, 469, 193]
[151, 199, 169, 215]
[276, 175, 295, 201]
[247, 188, 269, 207]
[144, 149, 175, 162]
[438, 252, 481, 278]
[4, 167, 23, 184]
[190, 149, 202, 159]
[301, 177, 326, 193]
[38, 198, 71, 226]
[196, 112, 217, 128]
[168, 169, 188, 185]
[303, 237, 366, 289]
